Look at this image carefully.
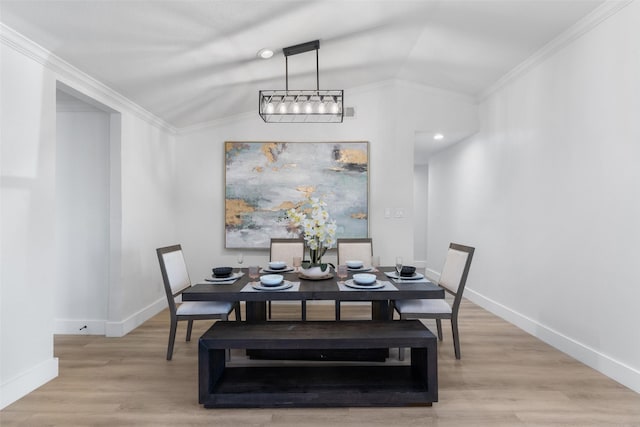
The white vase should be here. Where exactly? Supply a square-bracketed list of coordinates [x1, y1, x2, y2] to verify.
[300, 266, 329, 278]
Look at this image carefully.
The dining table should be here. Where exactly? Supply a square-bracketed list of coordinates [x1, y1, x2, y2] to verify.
[182, 266, 444, 361]
[181, 266, 444, 322]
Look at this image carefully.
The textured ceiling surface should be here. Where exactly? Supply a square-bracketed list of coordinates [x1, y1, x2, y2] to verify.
[1, 0, 603, 129]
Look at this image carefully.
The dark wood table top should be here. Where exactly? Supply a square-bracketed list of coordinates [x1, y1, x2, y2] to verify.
[182, 268, 444, 302]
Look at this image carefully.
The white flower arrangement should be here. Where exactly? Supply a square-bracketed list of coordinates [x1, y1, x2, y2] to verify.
[287, 197, 337, 268]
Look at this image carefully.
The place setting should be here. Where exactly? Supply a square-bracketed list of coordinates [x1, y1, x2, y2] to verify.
[202, 266, 244, 284]
[336, 268, 397, 291]
[261, 260, 295, 274]
[384, 258, 430, 283]
[345, 259, 375, 273]
[242, 268, 300, 292]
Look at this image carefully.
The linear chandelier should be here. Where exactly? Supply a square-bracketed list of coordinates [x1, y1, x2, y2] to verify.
[259, 40, 343, 123]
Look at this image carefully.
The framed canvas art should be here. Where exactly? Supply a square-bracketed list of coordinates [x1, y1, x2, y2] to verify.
[225, 141, 369, 248]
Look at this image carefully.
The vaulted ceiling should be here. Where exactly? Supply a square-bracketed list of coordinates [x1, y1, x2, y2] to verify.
[1, 0, 603, 129]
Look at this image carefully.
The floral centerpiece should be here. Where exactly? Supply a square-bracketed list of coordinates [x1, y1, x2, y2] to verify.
[286, 197, 337, 273]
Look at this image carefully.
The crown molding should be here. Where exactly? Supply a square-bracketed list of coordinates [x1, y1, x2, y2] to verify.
[0, 23, 177, 134]
[478, 0, 633, 102]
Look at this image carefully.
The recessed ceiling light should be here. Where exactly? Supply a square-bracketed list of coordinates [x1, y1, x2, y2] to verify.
[257, 48, 274, 59]
[433, 133, 444, 140]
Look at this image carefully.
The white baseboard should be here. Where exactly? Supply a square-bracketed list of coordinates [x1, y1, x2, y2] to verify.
[54, 318, 106, 335]
[105, 297, 166, 337]
[465, 288, 640, 394]
[425, 268, 440, 282]
[1, 357, 58, 410]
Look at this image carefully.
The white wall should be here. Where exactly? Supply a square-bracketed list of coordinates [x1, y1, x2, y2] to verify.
[427, 1, 640, 393]
[108, 112, 178, 335]
[413, 163, 428, 266]
[55, 108, 110, 334]
[174, 81, 477, 282]
[1, 24, 178, 407]
[1, 42, 58, 409]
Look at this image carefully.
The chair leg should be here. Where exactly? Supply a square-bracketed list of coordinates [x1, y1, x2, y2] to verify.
[335, 301, 341, 321]
[436, 319, 443, 341]
[451, 317, 461, 359]
[268, 301, 272, 319]
[301, 301, 307, 321]
[167, 318, 178, 361]
[186, 319, 194, 342]
[234, 302, 242, 321]
[398, 347, 405, 361]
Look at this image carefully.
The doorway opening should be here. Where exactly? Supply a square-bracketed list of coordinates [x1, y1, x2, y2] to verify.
[55, 83, 120, 335]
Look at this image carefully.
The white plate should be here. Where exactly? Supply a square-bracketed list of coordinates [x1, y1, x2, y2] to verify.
[262, 267, 294, 273]
[206, 272, 243, 282]
[386, 271, 425, 280]
[251, 281, 293, 291]
[343, 279, 386, 290]
[347, 266, 372, 272]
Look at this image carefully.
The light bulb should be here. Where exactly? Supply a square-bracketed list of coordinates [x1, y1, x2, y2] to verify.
[318, 102, 326, 114]
[265, 102, 274, 114]
[292, 102, 300, 114]
[434, 133, 444, 140]
[330, 100, 339, 114]
[278, 103, 287, 114]
[304, 102, 313, 114]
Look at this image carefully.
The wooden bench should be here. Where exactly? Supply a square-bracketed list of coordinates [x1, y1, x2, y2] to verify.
[198, 320, 438, 408]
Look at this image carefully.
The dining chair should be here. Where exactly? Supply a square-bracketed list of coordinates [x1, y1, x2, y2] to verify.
[269, 238, 305, 319]
[393, 243, 475, 360]
[335, 238, 373, 320]
[156, 244, 241, 360]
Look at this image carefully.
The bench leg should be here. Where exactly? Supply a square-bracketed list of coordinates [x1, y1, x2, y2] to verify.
[411, 345, 438, 403]
[199, 343, 226, 404]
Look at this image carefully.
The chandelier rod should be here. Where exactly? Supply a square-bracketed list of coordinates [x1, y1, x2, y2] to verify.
[283, 40, 321, 94]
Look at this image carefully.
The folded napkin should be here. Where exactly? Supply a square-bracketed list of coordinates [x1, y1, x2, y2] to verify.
[337, 281, 398, 291]
[241, 282, 301, 292]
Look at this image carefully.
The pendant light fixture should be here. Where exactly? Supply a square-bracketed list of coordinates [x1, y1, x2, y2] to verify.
[259, 40, 343, 123]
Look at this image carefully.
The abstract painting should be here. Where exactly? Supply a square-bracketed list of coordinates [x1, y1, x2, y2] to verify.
[225, 141, 369, 248]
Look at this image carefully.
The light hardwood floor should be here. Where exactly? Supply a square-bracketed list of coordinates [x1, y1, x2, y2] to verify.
[2, 299, 639, 426]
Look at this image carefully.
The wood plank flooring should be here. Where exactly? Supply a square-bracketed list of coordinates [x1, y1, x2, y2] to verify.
[2, 299, 640, 426]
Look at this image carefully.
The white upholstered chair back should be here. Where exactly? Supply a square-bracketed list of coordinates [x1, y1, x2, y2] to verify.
[160, 247, 191, 295]
[439, 248, 470, 294]
[270, 238, 304, 265]
[337, 238, 373, 266]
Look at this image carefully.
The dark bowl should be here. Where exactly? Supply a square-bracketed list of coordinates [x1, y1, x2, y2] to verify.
[212, 267, 233, 278]
[400, 266, 416, 277]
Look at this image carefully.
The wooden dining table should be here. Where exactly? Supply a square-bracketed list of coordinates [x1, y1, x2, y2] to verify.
[181, 267, 444, 322]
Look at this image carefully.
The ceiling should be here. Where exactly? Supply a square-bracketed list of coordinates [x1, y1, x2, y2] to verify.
[1, 0, 603, 130]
